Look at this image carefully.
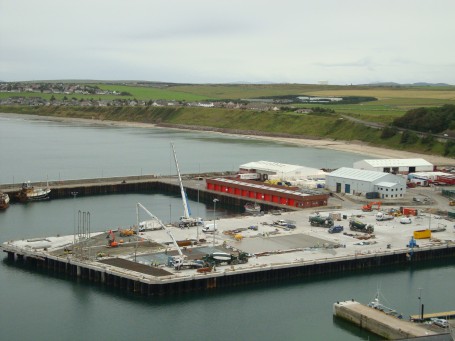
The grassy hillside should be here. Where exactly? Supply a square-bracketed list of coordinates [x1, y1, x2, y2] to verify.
[3, 104, 454, 157]
[2, 83, 455, 157]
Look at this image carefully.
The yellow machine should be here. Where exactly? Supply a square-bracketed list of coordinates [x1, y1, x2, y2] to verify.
[119, 228, 135, 237]
[413, 229, 431, 239]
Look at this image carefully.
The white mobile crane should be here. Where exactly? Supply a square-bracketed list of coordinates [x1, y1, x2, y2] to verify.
[171, 143, 203, 228]
[136, 202, 203, 270]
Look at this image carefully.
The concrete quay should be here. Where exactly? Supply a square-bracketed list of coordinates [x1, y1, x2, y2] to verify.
[2, 204, 455, 296]
[333, 300, 439, 340]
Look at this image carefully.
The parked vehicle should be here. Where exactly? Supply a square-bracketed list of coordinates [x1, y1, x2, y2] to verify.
[309, 215, 334, 228]
[349, 220, 374, 233]
[328, 225, 343, 234]
[431, 318, 448, 328]
[362, 201, 381, 212]
[274, 219, 296, 229]
[400, 217, 412, 224]
[376, 212, 394, 221]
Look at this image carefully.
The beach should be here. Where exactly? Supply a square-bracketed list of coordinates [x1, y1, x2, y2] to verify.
[3, 112, 455, 166]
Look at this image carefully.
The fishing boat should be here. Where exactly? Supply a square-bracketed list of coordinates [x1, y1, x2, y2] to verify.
[16, 181, 51, 202]
[0, 192, 10, 210]
[244, 202, 261, 213]
[368, 290, 403, 319]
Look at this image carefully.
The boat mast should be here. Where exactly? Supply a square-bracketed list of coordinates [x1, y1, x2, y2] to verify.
[171, 143, 191, 220]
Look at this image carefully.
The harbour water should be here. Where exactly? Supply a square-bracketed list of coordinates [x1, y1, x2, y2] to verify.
[1, 113, 454, 341]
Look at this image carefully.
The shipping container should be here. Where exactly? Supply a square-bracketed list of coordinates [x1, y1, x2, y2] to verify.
[402, 207, 418, 216]
[414, 229, 431, 239]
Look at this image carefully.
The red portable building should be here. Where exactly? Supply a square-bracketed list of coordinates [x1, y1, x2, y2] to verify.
[206, 178, 329, 208]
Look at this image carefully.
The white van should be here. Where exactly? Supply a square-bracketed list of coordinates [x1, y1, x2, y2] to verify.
[400, 217, 412, 224]
[431, 318, 448, 328]
[202, 223, 217, 233]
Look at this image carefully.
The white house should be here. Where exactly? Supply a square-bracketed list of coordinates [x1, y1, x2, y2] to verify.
[326, 167, 406, 199]
[353, 158, 433, 175]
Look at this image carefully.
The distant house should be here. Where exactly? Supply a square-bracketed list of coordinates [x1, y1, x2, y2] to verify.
[197, 102, 214, 108]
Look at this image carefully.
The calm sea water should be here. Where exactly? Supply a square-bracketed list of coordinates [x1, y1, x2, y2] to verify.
[1, 113, 454, 341]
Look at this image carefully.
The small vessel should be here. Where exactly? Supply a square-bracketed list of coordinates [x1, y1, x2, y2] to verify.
[368, 290, 403, 319]
[244, 202, 261, 213]
[0, 192, 10, 210]
[16, 181, 51, 202]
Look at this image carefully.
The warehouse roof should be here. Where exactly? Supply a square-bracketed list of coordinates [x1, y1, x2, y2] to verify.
[328, 167, 393, 182]
[211, 177, 311, 197]
[357, 158, 433, 168]
[239, 161, 324, 176]
[375, 182, 398, 188]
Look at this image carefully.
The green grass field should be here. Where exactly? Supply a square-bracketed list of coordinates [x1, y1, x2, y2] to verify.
[2, 83, 455, 157]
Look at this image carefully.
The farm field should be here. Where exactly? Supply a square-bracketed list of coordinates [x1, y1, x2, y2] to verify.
[5, 82, 454, 123]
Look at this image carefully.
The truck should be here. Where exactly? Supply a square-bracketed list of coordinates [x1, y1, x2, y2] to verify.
[309, 215, 334, 228]
[328, 225, 344, 234]
[375, 212, 394, 221]
[349, 220, 374, 233]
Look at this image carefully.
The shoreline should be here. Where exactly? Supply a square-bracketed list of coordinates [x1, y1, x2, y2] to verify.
[2, 112, 455, 166]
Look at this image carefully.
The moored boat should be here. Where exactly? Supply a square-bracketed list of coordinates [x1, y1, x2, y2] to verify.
[244, 202, 261, 213]
[16, 181, 51, 202]
[0, 192, 10, 210]
[368, 290, 403, 319]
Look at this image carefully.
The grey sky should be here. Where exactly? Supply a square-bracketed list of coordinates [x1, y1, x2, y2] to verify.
[1, 0, 454, 84]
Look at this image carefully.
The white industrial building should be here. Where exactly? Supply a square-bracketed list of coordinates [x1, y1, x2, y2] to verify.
[326, 167, 406, 199]
[238, 161, 326, 182]
[353, 158, 433, 175]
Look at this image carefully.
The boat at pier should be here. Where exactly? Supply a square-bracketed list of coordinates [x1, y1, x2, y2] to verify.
[244, 202, 261, 214]
[0, 192, 10, 209]
[368, 290, 403, 319]
[16, 181, 51, 202]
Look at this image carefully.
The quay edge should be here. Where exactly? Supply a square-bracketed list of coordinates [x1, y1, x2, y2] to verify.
[2, 242, 455, 297]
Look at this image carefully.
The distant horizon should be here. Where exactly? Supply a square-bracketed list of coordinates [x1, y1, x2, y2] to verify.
[0, 79, 453, 87]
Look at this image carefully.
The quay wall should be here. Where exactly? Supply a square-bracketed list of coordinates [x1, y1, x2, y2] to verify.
[3, 243, 455, 296]
[0, 174, 287, 211]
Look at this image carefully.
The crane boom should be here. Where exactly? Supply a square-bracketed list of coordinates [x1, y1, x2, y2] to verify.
[171, 142, 191, 220]
[136, 202, 184, 258]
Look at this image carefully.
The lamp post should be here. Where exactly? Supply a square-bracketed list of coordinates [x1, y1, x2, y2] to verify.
[213, 198, 219, 247]
[71, 191, 78, 246]
[418, 287, 423, 321]
[197, 183, 200, 243]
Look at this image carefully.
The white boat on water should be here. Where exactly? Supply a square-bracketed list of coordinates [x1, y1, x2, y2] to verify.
[244, 202, 261, 213]
[368, 290, 403, 319]
[0, 192, 10, 209]
[17, 181, 51, 202]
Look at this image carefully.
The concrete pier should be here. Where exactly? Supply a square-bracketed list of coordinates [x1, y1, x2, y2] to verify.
[2, 188, 455, 297]
[333, 300, 437, 340]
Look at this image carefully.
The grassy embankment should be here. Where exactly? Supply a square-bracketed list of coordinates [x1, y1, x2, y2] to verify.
[2, 83, 455, 156]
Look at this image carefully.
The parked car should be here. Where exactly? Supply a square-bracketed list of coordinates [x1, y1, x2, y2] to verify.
[328, 225, 344, 234]
[400, 217, 412, 224]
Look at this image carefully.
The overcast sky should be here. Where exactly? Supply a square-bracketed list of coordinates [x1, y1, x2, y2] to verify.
[1, 0, 454, 85]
